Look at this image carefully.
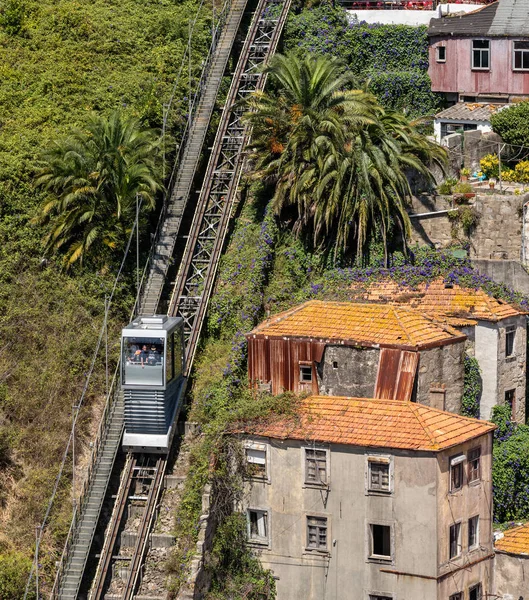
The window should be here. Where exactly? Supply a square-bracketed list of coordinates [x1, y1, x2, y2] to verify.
[368, 459, 390, 492]
[468, 515, 479, 550]
[369, 596, 392, 600]
[505, 389, 516, 418]
[450, 455, 465, 491]
[449, 594, 462, 600]
[299, 363, 313, 383]
[122, 336, 165, 386]
[449, 523, 462, 559]
[505, 325, 516, 357]
[514, 41, 529, 70]
[246, 447, 266, 478]
[472, 40, 490, 70]
[305, 448, 328, 485]
[370, 524, 392, 560]
[468, 447, 481, 483]
[332, 361, 338, 369]
[469, 583, 482, 600]
[247, 509, 268, 543]
[436, 45, 446, 62]
[307, 516, 327, 550]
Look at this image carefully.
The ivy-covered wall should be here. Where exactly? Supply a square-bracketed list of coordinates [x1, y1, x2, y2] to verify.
[284, 6, 441, 118]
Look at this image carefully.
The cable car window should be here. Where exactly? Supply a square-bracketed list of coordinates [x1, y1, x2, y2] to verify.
[123, 337, 165, 385]
[166, 334, 174, 383]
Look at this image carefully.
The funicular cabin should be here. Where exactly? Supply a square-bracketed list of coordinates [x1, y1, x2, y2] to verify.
[121, 315, 185, 453]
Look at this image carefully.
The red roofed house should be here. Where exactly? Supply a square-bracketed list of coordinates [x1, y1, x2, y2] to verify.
[494, 522, 529, 597]
[247, 301, 467, 413]
[359, 279, 528, 422]
[238, 396, 495, 600]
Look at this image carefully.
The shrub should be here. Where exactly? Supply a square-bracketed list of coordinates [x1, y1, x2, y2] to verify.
[461, 355, 481, 418]
[491, 101, 529, 148]
[0, 551, 35, 600]
[515, 160, 529, 185]
[453, 182, 473, 194]
[437, 177, 457, 195]
[480, 154, 500, 179]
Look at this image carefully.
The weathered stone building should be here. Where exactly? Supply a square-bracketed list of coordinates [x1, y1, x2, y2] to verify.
[237, 396, 495, 600]
[494, 522, 529, 599]
[247, 301, 466, 412]
[361, 279, 527, 422]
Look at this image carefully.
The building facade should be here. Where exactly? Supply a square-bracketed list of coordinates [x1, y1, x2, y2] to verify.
[247, 301, 467, 413]
[238, 396, 495, 600]
[494, 522, 529, 598]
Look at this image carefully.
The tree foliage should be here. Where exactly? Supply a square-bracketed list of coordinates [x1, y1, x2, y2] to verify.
[245, 53, 446, 262]
[461, 355, 481, 418]
[34, 110, 162, 268]
[0, 551, 35, 600]
[491, 101, 529, 148]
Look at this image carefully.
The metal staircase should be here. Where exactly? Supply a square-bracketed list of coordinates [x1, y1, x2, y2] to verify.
[52, 394, 124, 600]
[138, 0, 248, 316]
[168, 0, 292, 371]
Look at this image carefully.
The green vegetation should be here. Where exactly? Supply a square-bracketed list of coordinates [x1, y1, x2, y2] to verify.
[34, 111, 162, 268]
[245, 53, 446, 264]
[491, 100, 529, 148]
[0, 0, 212, 586]
[284, 5, 441, 118]
[0, 551, 35, 600]
[461, 356, 481, 419]
[491, 405, 529, 523]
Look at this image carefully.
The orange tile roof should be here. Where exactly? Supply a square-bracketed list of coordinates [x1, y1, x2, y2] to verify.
[249, 301, 466, 350]
[361, 279, 525, 323]
[495, 523, 529, 555]
[238, 396, 495, 452]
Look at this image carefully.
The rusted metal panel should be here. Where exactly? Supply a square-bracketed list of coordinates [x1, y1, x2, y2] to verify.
[374, 348, 418, 401]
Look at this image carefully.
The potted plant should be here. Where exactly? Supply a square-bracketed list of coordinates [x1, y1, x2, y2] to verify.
[489, 178, 496, 189]
[460, 167, 471, 182]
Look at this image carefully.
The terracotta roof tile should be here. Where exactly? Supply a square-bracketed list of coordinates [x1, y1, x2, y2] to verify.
[358, 279, 525, 323]
[249, 301, 465, 350]
[495, 523, 529, 555]
[239, 396, 494, 452]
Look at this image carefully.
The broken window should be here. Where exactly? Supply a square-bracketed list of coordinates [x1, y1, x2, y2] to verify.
[505, 325, 516, 357]
[472, 40, 490, 70]
[450, 455, 464, 491]
[449, 522, 462, 559]
[299, 363, 313, 383]
[370, 524, 391, 560]
[469, 583, 482, 600]
[514, 41, 529, 70]
[468, 447, 481, 483]
[305, 448, 328, 485]
[245, 446, 267, 478]
[468, 515, 479, 549]
[368, 459, 390, 492]
[247, 509, 268, 543]
[307, 516, 327, 550]
[436, 45, 446, 62]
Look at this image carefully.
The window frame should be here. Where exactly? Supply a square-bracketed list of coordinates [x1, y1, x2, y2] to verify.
[472, 39, 490, 71]
[449, 522, 462, 560]
[244, 441, 269, 482]
[468, 447, 481, 484]
[469, 582, 482, 600]
[367, 455, 392, 494]
[450, 454, 465, 492]
[513, 40, 529, 71]
[436, 45, 446, 63]
[368, 595, 393, 600]
[505, 325, 516, 357]
[306, 515, 329, 553]
[299, 361, 313, 384]
[449, 594, 463, 600]
[247, 508, 270, 546]
[368, 523, 393, 563]
[468, 515, 479, 551]
[303, 446, 329, 487]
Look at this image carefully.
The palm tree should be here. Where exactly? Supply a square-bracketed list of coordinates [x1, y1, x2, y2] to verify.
[245, 53, 447, 263]
[34, 111, 162, 268]
[245, 53, 378, 240]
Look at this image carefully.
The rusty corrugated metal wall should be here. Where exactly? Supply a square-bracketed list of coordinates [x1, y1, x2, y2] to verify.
[374, 348, 419, 401]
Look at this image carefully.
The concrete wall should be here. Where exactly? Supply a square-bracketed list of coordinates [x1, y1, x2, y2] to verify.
[317, 346, 379, 398]
[436, 433, 494, 598]
[347, 4, 477, 26]
[410, 194, 526, 261]
[475, 322, 499, 421]
[472, 259, 529, 295]
[244, 437, 439, 600]
[429, 36, 529, 96]
[494, 551, 529, 599]
[415, 342, 465, 413]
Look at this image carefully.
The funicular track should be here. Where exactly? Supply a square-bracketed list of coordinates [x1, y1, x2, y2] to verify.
[169, 0, 292, 371]
[55, 0, 291, 596]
